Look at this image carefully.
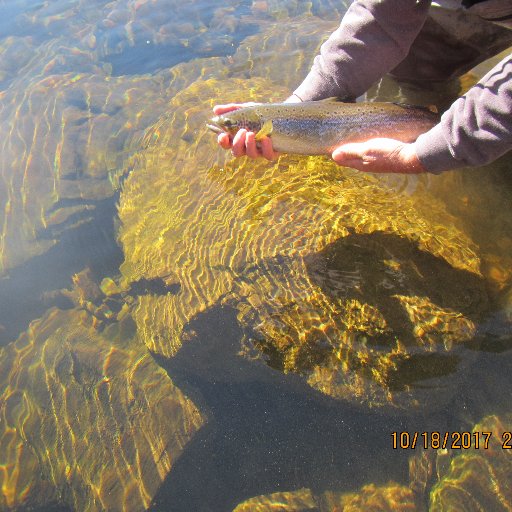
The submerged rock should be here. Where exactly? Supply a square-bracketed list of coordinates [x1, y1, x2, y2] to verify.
[231, 483, 418, 511]
[0, 0, 254, 278]
[429, 414, 512, 511]
[0, 306, 204, 511]
[0, 69, 172, 274]
[319, 483, 418, 511]
[117, 75, 488, 412]
[232, 488, 318, 511]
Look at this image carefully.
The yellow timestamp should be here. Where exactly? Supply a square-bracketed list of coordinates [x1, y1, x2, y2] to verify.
[391, 431, 512, 450]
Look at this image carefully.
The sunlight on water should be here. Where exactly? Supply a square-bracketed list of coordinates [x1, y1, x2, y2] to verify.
[117, 76, 486, 415]
[0, 0, 511, 511]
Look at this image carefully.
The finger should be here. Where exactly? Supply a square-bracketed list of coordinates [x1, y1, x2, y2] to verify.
[245, 132, 259, 159]
[260, 136, 278, 160]
[231, 129, 248, 157]
[213, 102, 260, 115]
[332, 143, 374, 171]
[213, 103, 243, 115]
[217, 132, 232, 149]
[332, 143, 365, 163]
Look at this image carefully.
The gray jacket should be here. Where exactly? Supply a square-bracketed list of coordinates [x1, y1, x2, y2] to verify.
[292, 0, 512, 173]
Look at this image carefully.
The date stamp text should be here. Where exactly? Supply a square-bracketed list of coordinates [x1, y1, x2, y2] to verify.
[391, 431, 512, 450]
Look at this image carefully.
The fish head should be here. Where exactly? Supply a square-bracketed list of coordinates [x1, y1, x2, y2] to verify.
[206, 107, 263, 137]
[206, 115, 238, 136]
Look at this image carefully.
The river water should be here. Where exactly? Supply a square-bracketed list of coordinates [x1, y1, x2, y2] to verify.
[0, 1, 511, 511]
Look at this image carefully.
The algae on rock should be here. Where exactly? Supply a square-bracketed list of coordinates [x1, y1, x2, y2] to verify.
[0, 307, 204, 512]
[117, 75, 487, 412]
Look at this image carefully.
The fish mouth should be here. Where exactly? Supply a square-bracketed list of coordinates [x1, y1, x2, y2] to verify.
[206, 122, 224, 135]
[206, 116, 226, 135]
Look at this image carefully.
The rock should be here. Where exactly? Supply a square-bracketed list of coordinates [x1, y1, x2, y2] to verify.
[0, 307, 204, 511]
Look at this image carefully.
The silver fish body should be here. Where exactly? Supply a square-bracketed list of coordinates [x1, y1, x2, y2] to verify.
[207, 101, 439, 155]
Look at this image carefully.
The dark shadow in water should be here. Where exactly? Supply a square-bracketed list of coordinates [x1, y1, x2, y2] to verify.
[128, 277, 181, 297]
[469, 311, 512, 353]
[301, 230, 489, 391]
[101, 1, 259, 77]
[150, 305, 450, 512]
[102, 37, 236, 77]
[462, 349, 512, 425]
[0, 194, 123, 347]
[17, 503, 72, 512]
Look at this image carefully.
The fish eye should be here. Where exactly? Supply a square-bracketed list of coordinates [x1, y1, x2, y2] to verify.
[224, 119, 232, 127]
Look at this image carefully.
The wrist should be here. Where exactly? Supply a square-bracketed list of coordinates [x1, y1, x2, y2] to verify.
[285, 93, 303, 103]
[399, 143, 425, 173]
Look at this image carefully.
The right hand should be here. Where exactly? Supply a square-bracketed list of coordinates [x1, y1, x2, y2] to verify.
[213, 103, 278, 160]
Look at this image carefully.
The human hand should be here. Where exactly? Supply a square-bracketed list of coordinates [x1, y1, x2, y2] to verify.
[332, 138, 426, 174]
[212, 103, 278, 160]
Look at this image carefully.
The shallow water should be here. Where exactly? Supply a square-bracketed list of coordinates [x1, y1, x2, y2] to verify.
[0, 1, 511, 511]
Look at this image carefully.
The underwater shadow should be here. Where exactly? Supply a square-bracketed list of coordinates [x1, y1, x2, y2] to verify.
[0, 194, 123, 347]
[149, 304, 448, 512]
[303, 229, 489, 391]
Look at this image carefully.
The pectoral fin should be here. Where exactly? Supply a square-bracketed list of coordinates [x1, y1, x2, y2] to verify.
[255, 120, 273, 141]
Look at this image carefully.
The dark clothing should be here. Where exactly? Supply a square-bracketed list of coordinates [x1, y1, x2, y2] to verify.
[292, 0, 512, 172]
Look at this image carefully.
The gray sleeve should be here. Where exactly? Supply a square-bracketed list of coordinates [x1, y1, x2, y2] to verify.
[293, 0, 431, 101]
[415, 54, 512, 173]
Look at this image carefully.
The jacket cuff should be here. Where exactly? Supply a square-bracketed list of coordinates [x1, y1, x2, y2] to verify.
[414, 123, 462, 174]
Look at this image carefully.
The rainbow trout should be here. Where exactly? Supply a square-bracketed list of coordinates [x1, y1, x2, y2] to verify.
[207, 101, 438, 155]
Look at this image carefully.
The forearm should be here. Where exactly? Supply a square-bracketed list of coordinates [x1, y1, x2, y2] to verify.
[293, 0, 431, 101]
[415, 54, 512, 173]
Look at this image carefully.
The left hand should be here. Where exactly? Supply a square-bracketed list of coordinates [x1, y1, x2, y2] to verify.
[332, 138, 426, 174]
